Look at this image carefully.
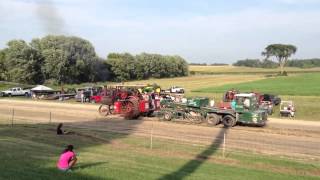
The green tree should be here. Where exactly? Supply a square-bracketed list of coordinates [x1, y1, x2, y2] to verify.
[34, 35, 98, 84]
[90, 57, 112, 82]
[106, 53, 136, 82]
[262, 44, 297, 75]
[3, 40, 44, 84]
[0, 50, 6, 80]
[136, 53, 188, 79]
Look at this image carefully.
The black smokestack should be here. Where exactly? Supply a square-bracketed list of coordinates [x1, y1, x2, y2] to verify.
[35, 0, 66, 34]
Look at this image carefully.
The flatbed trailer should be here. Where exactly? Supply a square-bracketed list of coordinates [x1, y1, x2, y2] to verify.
[159, 95, 267, 128]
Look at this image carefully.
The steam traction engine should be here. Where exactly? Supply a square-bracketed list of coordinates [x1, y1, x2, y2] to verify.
[98, 85, 160, 119]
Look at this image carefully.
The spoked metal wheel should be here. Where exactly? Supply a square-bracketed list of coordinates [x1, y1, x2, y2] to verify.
[124, 99, 140, 119]
[98, 105, 111, 116]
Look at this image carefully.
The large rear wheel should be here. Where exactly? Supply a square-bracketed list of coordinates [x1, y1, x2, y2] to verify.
[206, 113, 221, 126]
[124, 99, 140, 119]
[222, 115, 236, 128]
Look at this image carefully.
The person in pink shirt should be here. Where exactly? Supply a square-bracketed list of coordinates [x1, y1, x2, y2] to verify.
[57, 145, 77, 171]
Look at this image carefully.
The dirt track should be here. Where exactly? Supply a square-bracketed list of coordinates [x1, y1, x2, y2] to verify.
[0, 99, 319, 160]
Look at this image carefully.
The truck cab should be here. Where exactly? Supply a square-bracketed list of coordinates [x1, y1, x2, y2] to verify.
[1, 87, 30, 97]
[234, 93, 267, 126]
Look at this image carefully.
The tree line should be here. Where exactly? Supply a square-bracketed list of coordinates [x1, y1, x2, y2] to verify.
[0, 35, 188, 84]
[233, 58, 320, 69]
[233, 59, 278, 68]
[189, 63, 228, 66]
[107, 52, 188, 82]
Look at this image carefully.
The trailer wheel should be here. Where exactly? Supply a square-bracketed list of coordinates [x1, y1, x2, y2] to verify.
[256, 122, 266, 127]
[206, 113, 221, 126]
[222, 115, 236, 128]
[163, 112, 173, 121]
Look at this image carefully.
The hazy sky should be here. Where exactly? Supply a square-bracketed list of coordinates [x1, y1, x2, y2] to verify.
[1, 0, 320, 63]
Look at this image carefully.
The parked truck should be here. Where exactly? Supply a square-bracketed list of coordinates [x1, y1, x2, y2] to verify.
[1, 87, 30, 97]
[165, 86, 185, 94]
[160, 93, 267, 128]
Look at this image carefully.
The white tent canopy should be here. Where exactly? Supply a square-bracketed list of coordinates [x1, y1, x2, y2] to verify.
[31, 85, 53, 91]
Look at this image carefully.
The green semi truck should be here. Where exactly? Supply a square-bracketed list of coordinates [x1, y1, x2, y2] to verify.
[160, 93, 267, 128]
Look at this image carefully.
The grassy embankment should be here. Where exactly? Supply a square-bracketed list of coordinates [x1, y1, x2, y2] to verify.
[0, 124, 319, 180]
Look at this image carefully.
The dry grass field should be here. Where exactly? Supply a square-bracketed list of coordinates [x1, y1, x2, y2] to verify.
[189, 65, 320, 74]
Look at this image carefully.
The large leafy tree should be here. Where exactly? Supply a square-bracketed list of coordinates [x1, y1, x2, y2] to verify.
[34, 35, 98, 84]
[262, 44, 297, 75]
[3, 40, 44, 84]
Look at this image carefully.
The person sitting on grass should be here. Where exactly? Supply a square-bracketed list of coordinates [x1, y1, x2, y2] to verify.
[57, 145, 77, 171]
[57, 123, 73, 135]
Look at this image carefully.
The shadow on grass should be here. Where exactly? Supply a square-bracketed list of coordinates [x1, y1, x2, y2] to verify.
[158, 127, 229, 180]
[0, 117, 143, 180]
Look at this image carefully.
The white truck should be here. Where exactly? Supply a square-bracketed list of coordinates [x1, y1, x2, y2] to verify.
[1, 87, 31, 97]
[165, 86, 185, 94]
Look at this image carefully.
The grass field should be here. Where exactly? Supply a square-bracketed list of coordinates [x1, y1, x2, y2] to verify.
[189, 65, 320, 74]
[1, 124, 319, 180]
[191, 73, 320, 121]
[193, 73, 320, 96]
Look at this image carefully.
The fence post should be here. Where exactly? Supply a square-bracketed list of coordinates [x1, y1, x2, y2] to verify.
[49, 111, 52, 124]
[11, 108, 15, 127]
[150, 118, 154, 150]
[222, 132, 226, 158]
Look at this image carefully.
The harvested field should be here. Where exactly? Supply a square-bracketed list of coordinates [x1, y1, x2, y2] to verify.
[124, 74, 264, 96]
[190, 65, 320, 74]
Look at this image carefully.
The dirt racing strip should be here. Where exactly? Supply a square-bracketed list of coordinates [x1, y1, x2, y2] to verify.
[0, 99, 319, 160]
[69, 119, 320, 160]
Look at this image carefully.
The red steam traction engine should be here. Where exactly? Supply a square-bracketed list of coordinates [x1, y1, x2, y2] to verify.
[98, 85, 160, 119]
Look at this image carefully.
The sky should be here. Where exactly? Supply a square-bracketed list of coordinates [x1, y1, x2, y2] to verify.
[0, 0, 320, 63]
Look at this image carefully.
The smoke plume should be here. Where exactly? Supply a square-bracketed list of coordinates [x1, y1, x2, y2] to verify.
[35, 0, 66, 34]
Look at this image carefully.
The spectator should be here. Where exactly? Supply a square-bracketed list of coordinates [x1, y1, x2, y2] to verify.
[80, 90, 85, 103]
[57, 145, 77, 171]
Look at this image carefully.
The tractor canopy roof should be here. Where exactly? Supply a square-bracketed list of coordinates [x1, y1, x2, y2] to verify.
[235, 93, 255, 98]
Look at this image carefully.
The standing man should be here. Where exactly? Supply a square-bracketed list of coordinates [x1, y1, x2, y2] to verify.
[80, 90, 84, 103]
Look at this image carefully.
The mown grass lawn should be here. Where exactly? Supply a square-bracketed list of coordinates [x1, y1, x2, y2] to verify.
[0, 124, 319, 180]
